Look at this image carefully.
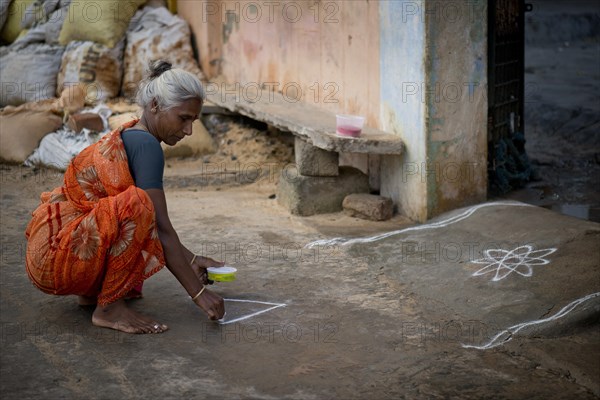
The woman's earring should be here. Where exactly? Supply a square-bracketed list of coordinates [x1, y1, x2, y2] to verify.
[152, 107, 157, 113]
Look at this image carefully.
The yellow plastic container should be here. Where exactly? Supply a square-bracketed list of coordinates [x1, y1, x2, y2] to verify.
[207, 266, 237, 282]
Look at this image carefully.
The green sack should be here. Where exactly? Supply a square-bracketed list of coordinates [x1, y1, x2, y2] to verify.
[0, 0, 35, 44]
[59, 0, 147, 48]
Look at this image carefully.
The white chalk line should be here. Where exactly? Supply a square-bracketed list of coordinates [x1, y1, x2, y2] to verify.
[462, 292, 600, 350]
[305, 201, 534, 248]
[218, 298, 287, 325]
[471, 245, 557, 281]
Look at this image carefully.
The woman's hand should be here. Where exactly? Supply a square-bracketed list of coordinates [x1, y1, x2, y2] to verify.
[193, 288, 225, 320]
[191, 255, 225, 284]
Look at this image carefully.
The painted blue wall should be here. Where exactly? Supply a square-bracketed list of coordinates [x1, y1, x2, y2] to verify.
[380, 0, 428, 220]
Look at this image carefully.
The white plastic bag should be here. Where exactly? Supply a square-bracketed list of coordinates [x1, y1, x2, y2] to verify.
[25, 104, 113, 170]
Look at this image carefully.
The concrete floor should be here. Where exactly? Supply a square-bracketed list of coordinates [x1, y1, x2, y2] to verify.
[2, 2, 599, 399]
[1, 166, 598, 399]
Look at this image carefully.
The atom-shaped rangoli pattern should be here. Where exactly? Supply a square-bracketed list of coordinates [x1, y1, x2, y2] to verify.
[471, 245, 557, 281]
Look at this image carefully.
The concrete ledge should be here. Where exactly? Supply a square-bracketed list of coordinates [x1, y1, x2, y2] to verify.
[205, 78, 405, 155]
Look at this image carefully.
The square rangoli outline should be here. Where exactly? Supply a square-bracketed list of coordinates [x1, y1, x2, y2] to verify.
[218, 298, 287, 325]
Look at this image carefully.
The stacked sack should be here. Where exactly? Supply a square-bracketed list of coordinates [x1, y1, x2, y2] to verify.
[1, 0, 147, 107]
[0, 0, 208, 166]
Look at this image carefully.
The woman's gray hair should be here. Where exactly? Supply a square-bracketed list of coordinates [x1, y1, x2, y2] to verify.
[137, 60, 206, 110]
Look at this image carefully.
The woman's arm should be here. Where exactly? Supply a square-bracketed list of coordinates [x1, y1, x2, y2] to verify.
[145, 188, 224, 320]
[179, 245, 225, 284]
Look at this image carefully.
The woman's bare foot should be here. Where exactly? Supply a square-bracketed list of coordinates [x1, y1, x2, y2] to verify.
[91, 299, 168, 334]
[78, 295, 97, 306]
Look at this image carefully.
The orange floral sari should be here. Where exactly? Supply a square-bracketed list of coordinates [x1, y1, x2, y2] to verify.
[25, 120, 165, 306]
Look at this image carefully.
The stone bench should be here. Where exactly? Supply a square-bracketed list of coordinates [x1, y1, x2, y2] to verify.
[204, 82, 405, 155]
[205, 80, 405, 216]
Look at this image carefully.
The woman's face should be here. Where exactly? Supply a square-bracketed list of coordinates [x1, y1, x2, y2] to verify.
[153, 98, 203, 145]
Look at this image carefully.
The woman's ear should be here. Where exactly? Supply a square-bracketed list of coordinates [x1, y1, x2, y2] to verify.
[151, 98, 159, 113]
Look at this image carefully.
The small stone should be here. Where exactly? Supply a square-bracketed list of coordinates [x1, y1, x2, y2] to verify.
[342, 193, 394, 221]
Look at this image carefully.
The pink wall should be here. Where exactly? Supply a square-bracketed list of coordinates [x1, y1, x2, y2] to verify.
[177, 0, 381, 128]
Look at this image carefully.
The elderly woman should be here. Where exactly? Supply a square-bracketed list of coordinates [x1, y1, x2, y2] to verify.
[25, 60, 225, 334]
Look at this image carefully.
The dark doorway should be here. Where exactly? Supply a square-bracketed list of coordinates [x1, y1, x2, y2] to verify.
[491, 0, 600, 222]
[487, 0, 532, 195]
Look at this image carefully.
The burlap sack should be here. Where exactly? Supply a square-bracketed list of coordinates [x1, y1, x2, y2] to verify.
[57, 84, 86, 114]
[161, 120, 216, 158]
[0, 0, 35, 44]
[12, 0, 69, 46]
[0, 0, 13, 32]
[0, 43, 64, 106]
[20, 0, 60, 30]
[56, 40, 124, 105]
[58, 0, 146, 48]
[122, 6, 203, 99]
[0, 108, 63, 163]
[106, 98, 142, 115]
[108, 112, 139, 131]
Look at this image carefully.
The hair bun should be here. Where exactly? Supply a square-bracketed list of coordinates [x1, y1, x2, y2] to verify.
[149, 60, 173, 79]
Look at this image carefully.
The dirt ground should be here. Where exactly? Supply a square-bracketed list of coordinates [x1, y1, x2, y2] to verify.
[1, 2, 598, 399]
[2, 159, 599, 399]
[1, 97, 599, 400]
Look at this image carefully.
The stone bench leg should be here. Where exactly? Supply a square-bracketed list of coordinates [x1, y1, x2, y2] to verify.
[277, 137, 369, 216]
[294, 137, 339, 177]
[277, 166, 369, 216]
